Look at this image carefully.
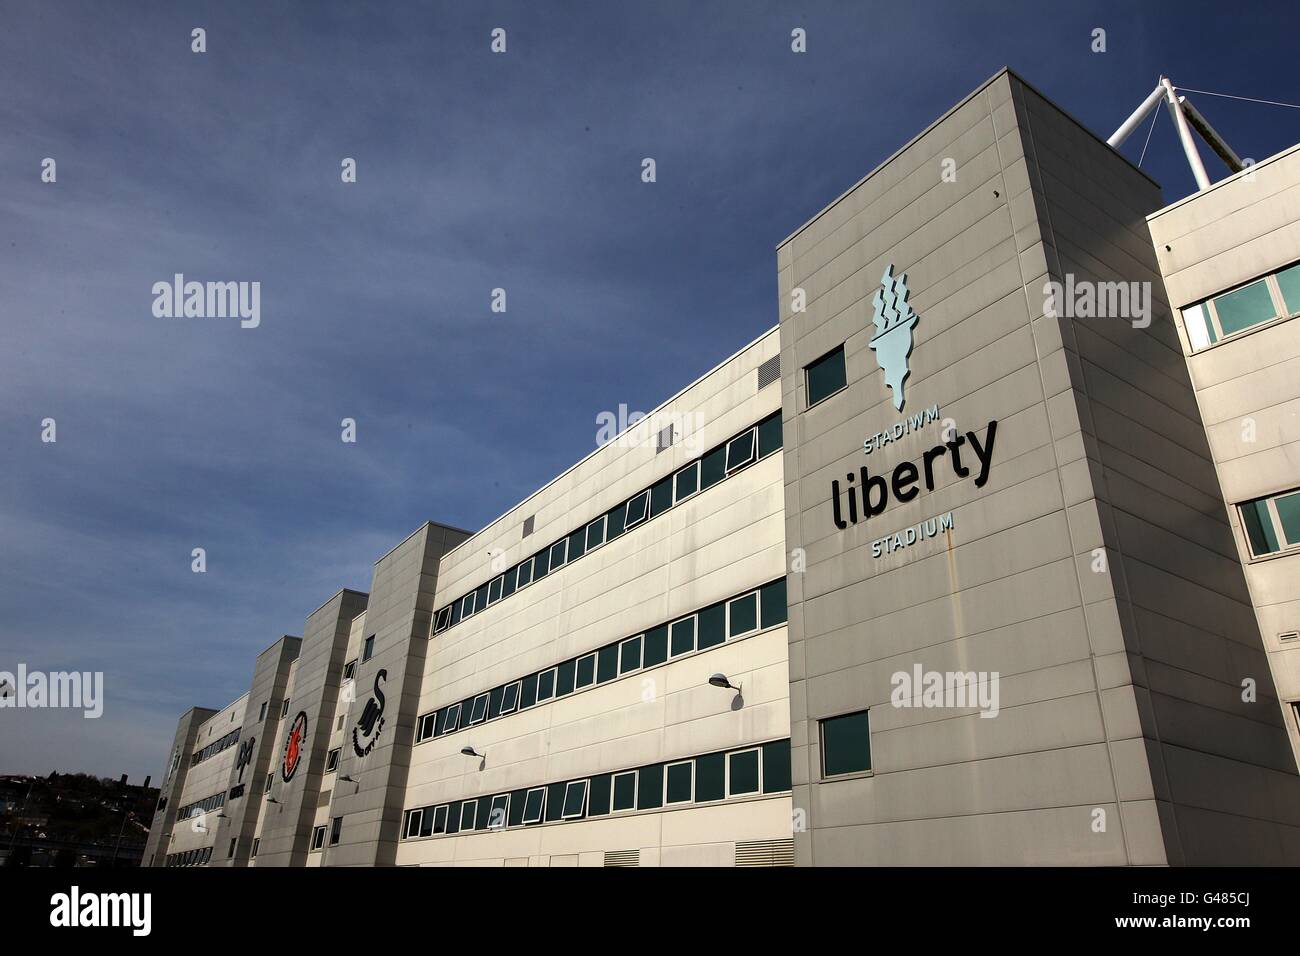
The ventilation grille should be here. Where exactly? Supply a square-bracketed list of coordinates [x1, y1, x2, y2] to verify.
[1280, 631, 1299, 644]
[735, 838, 794, 867]
[522, 515, 534, 538]
[756, 355, 781, 390]
[656, 425, 675, 454]
[603, 849, 640, 867]
[317, 789, 332, 807]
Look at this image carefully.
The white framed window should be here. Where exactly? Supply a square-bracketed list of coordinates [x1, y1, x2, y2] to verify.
[461, 594, 475, 619]
[665, 760, 694, 805]
[521, 787, 546, 824]
[280, 698, 290, 717]
[433, 606, 452, 634]
[1239, 489, 1300, 558]
[726, 747, 762, 796]
[432, 805, 449, 834]
[575, 653, 596, 690]
[311, 825, 326, 851]
[500, 681, 521, 715]
[417, 712, 436, 741]
[611, 770, 637, 812]
[549, 539, 568, 570]
[488, 576, 504, 605]
[727, 591, 759, 638]
[264, 772, 273, 794]
[535, 668, 556, 703]
[405, 809, 424, 838]
[586, 515, 606, 551]
[325, 748, 340, 773]
[460, 801, 477, 831]
[343, 659, 358, 681]
[440, 702, 461, 735]
[251, 838, 259, 858]
[560, 780, 588, 819]
[488, 794, 510, 830]
[618, 635, 642, 675]
[623, 490, 650, 529]
[468, 693, 489, 725]
[516, 557, 534, 589]
[725, 429, 756, 473]
[1181, 268, 1299, 353]
[673, 461, 700, 503]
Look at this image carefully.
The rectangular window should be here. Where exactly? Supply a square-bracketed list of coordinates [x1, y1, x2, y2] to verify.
[488, 794, 510, 830]
[281, 699, 290, 718]
[674, 462, 699, 502]
[474, 583, 489, 612]
[460, 801, 477, 831]
[258, 701, 268, 721]
[325, 748, 340, 773]
[762, 739, 792, 793]
[699, 444, 726, 490]
[728, 748, 761, 796]
[1277, 262, 1300, 314]
[694, 752, 725, 802]
[536, 668, 556, 702]
[697, 602, 725, 650]
[487, 685, 504, 720]
[520, 672, 539, 709]
[432, 805, 448, 834]
[1239, 489, 1300, 557]
[649, 476, 674, 518]
[549, 539, 568, 570]
[251, 838, 259, 858]
[643, 625, 669, 668]
[440, 702, 461, 734]
[806, 344, 847, 406]
[670, 616, 696, 657]
[488, 576, 503, 605]
[343, 659, 358, 681]
[404, 812, 422, 838]
[757, 411, 783, 459]
[619, 635, 642, 675]
[556, 659, 577, 696]
[561, 780, 588, 819]
[725, 429, 756, 473]
[468, 693, 489, 725]
[575, 653, 596, 689]
[502, 566, 518, 599]
[665, 760, 694, 804]
[567, 528, 586, 562]
[264, 773, 273, 794]
[606, 503, 627, 540]
[637, 765, 663, 810]
[728, 592, 758, 637]
[311, 826, 326, 851]
[433, 607, 452, 634]
[760, 578, 788, 628]
[611, 770, 637, 812]
[500, 681, 521, 715]
[461, 594, 475, 620]
[522, 787, 546, 824]
[821, 710, 872, 777]
[450, 600, 462, 627]
[596, 644, 618, 684]
[586, 516, 606, 551]
[1214, 278, 1277, 336]
[362, 635, 375, 662]
[533, 547, 551, 580]
[417, 712, 436, 741]
[229, 838, 236, 859]
[329, 816, 342, 846]
[623, 490, 650, 529]
[517, 557, 534, 588]
[588, 773, 612, 816]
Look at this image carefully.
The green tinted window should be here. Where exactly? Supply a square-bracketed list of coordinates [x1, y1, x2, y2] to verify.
[821, 710, 872, 777]
[728, 593, 757, 636]
[612, 772, 637, 811]
[1277, 263, 1300, 314]
[725, 430, 756, 472]
[606, 503, 627, 540]
[1214, 279, 1276, 336]
[637, 764, 664, 810]
[545, 783, 566, 822]
[522, 787, 546, 824]
[670, 617, 696, 656]
[586, 517, 605, 550]
[674, 463, 698, 500]
[619, 635, 642, 674]
[502, 566, 518, 598]
[757, 412, 783, 458]
[650, 476, 674, 518]
[536, 669, 555, 702]
[561, 781, 587, 818]
[643, 625, 669, 667]
[446, 801, 461, 834]
[556, 659, 577, 696]
[575, 654, 595, 689]
[549, 540, 567, 570]
[567, 528, 586, 562]
[695, 752, 725, 802]
[1241, 499, 1281, 556]
[760, 578, 788, 627]
[1276, 491, 1300, 546]
[762, 740, 792, 793]
[697, 603, 725, 649]
[700, 445, 726, 490]
[597, 644, 618, 683]
[508, 789, 527, 827]
[806, 345, 847, 406]
[520, 672, 538, 709]
[666, 762, 693, 804]
[488, 576, 503, 603]
[588, 773, 612, 816]
[533, 548, 550, 579]
[728, 749, 760, 795]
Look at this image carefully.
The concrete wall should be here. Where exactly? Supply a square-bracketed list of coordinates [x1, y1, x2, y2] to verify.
[142, 706, 215, 866]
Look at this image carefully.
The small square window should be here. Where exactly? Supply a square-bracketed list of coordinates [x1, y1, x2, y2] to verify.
[665, 760, 694, 804]
[522, 787, 546, 824]
[728, 748, 761, 796]
[612, 770, 637, 812]
[418, 712, 436, 741]
[623, 490, 650, 529]
[674, 462, 699, 502]
[561, 780, 588, 819]
[468, 693, 489, 725]
[500, 681, 521, 715]
[619, 635, 642, 675]
[586, 516, 606, 551]
[700, 444, 726, 490]
[725, 429, 756, 473]
[536, 668, 556, 702]
[820, 710, 872, 777]
[575, 653, 596, 689]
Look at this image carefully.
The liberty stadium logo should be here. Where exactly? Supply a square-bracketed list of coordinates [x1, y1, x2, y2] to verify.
[869, 264, 919, 411]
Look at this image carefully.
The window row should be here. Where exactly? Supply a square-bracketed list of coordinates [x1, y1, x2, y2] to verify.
[1182, 260, 1300, 352]
[191, 727, 240, 766]
[431, 411, 783, 638]
[402, 739, 792, 840]
[165, 846, 212, 867]
[417, 578, 788, 743]
[178, 790, 226, 820]
[310, 817, 344, 851]
[1240, 487, 1300, 559]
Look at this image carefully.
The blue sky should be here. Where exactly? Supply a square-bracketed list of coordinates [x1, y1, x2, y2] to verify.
[2, 0, 1297, 780]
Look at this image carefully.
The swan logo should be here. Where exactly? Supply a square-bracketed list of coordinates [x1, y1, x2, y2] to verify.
[869, 264, 919, 411]
[352, 669, 387, 757]
[281, 712, 308, 782]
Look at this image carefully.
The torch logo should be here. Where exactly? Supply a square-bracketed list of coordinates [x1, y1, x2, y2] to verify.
[869, 264, 919, 411]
